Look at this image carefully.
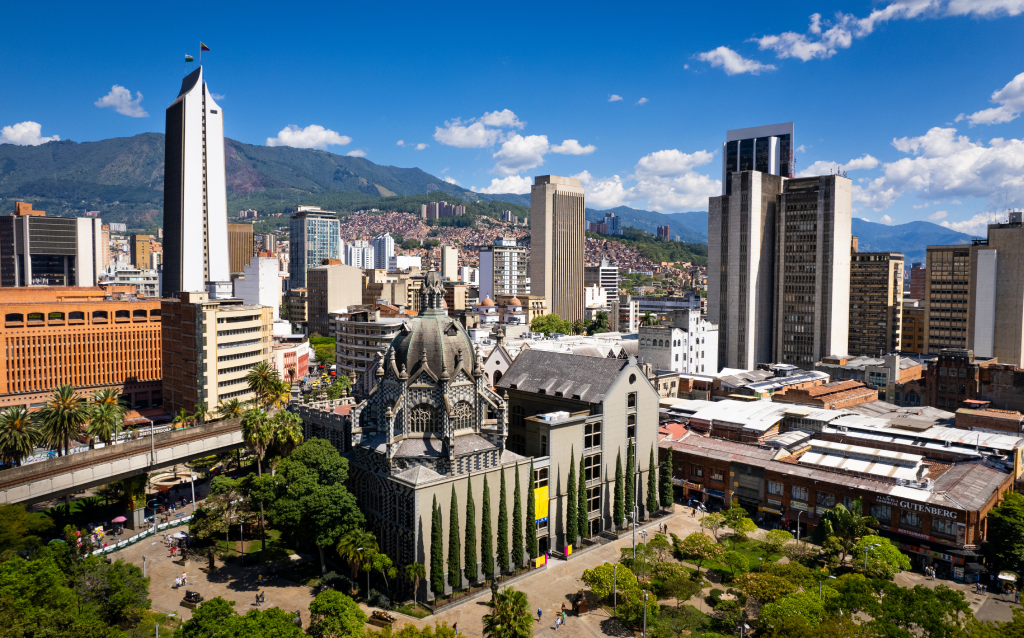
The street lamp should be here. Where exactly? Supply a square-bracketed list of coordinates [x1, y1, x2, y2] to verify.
[736, 622, 751, 637]
[642, 591, 649, 638]
[818, 574, 836, 599]
[863, 543, 881, 572]
[796, 510, 803, 543]
[603, 560, 618, 617]
[155, 612, 176, 638]
[758, 557, 763, 573]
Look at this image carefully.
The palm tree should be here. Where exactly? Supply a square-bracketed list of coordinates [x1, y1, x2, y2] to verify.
[571, 319, 586, 335]
[265, 379, 291, 411]
[640, 311, 658, 327]
[192, 402, 212, 425]
[86, 401, 124, 448]
[0, 406, 40, 467]
[483, 587, 533, 638]
[245, 362, 279, 409]
[336, 529, 378, 581]
[272, 410, 303, 457]
[240, 409, 273, 476]
[405, 562, 426, 608]
[818, 499, 878, 565]
[217, 398, 245, 420]
[171, 408, 191, 429]
[36, 385, 88, 457]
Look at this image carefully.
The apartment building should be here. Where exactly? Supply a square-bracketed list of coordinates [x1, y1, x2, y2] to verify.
[969, 213, 1024, 366]
[925, 245, 971, 353]
[306, 262, 363, 337]
[479, 238, 530, 302]
[530, 176, 585, 322]
[849, 251, 904, 357]
[334, 304, 410, 383]
[0, 203, 106, 287]
[902, 299, 926, 354]
[288, 207, 341, 289]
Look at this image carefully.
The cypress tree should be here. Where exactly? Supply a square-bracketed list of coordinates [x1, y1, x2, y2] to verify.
[481, 475, 494, 578]
[614, 450, 625, 529]
[525, 460, 537, 561]
[465, 475, 478, 581]
[647, 446, 658, 515]
[660, 445, 674, 510]
[497, 467, 509, 572]
[625, 439, 635, 522]
[430, 495, 444, 595]
[577, 453, 588, 541]
[512, 464, 524, 568]
[566, 448, 577, 548]
[448, 485, 461, 591]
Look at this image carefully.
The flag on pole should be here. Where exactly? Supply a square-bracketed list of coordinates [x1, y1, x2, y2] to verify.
[200, 43, 210, 52]
[185, 54, 194, 63]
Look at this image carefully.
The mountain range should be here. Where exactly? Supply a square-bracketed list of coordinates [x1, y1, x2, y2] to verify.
[0, 134, 976, 261]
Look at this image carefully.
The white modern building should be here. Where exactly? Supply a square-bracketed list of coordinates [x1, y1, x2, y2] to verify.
[638, 308, 719, 374]
[371, 233, 395, 270]
[441, 246, 459, 280]
[234, 256, 282, 320]
[479, 237, 530, 302]
[346, 240, 375, 269]
[721, 122, 794, 196]
[162, 66, 231, 298]
[460, 267, 479, 285]
[99, 264, 160, 298]
[388, 255, 422, 272]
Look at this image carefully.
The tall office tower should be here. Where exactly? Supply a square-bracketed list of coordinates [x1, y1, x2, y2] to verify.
[345, 240, 375, 269]
[657, 226, 670, 241]
[708, 171, 785, 370]
[227, 223, 255, 274]
[162, 66, 231, 298]
[584, 257, 619, 299]
[371, 233, 395, 270]
[130, 234, 153, 270]
[288, 207, 341, 289]
[480, 237, 530, 302]
[849, 251, 904, 357]
[925, 244, 971, 353]
[530, 175, 585, 322]
[234, 256, 282, 320]
[307, 262, 363, 337]
[721, 122, 794, 196]
[969, 212, 1024, 365]
[909, 262, 926, 299]
[440, 245, 459, 280]
[773, 176, 852, 369]
[0, 203, 105, 287]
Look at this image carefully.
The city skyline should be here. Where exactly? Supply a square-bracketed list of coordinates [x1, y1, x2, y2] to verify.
[1, 2, 1023, 234]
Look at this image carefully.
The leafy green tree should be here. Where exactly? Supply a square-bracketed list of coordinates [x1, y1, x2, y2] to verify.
[614, 450, 625, 529]
[729, 517, 758, 542]
[271, 409, 304, 458]
[762, 529, 793, 555]
[587, 311, 611, 335]
[482, 586, 533, 638]
[217, 398, 246, 420]
[465, 476, 478, 581]
[735, 573, 798, 604]
[853, 535, 911, 579]
[336, 529, 377, 581]
[37, 385, 87, 456]
[577, 453, 588, 541]
[525, 461, 537, 561]
[481, 475, 494, 578]
[530, 313, 573, 335]
[497, 468, 509, 572]
[362, 549, 397, 600]
[72, 556, 151, 626]
[307, 590, 367, 638]
[0, 407, 40, 467]
[448, 486, 462, 590]
[984, 491, 1024, 573]
[0, 503, 52, 557]
[245, 362, 279, 409]
[671, 532, 724, 578]
[815, 499, 878, 566]
[619, 587, 659, 626]
[87, 389, 127, 447]
[174, 596, 303, 637]
[646, 447, 658, 515]
[659, 449, 673, 510]
[863, 581, 972, 637]
[582, 562, 638, 599]
[326, 378, 350, 400]
[625, 440, 635, 521]
[703, 512, 726, 540]
[511, 466, 523, 568]
[759, 591, 828, 631]
[566, 448, 578, 547]
[430, 496, 444, 595]
[241, 409, 274, 476]
[723, 550, 749, 580]
[315, 344, 336, 366]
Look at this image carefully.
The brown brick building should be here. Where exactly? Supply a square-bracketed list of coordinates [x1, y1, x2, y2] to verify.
[0, 286, 162, 410]
[772, 379, 878, 409]
[955, 403, 1024, 434]
[924, 349, 994, 410]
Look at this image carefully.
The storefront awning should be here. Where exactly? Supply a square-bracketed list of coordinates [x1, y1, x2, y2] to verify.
[706, 489, 725, 498]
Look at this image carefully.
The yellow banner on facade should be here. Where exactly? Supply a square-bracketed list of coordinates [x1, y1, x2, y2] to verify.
[534, 486, 549, 522]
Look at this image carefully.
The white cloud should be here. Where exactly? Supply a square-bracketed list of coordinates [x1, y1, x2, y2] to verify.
[634, 149, 715, 178]
[696, 46, 776, 75]
[396, 140, 405, 146]
[584, 174, 632, 209]
[94, 85, 148, 118]
[0, 121, 59, 146]
[913, 203, 930, 208]
[550, 139, 596, 155]
[631, 172, 721, 210]
[443, 176, 461, 186]
[266, 124, 351, 150]
[952, 199, 962, 204]
[929, 210, 948, 220]
[637, 97, 649, 105]
[415, 143, 428, 150]
[960, 71, 1024, 126]
[880, 214, 894, 224]
[434, 109, 525, 149]
[861, 217, 871, 221]
[796, 144, 807, 153]
[575, 148, 721, 211]
[479, 109, 525, 129]
[941, 211, 1004, 235]
[798, 154, 879, 177]
[492, 134, 550, 175]
[609, 94, 623, 102]
[474, 175, 533, 194]
[346, 149, 367, 157]
[210, 93, 226, 101]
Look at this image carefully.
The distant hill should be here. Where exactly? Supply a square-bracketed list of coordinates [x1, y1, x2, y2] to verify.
[851, 218, 976, 264]
[586, 205, 708, 242]
[0, 134, 518, 228]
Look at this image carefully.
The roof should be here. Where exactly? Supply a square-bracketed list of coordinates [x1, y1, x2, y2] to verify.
[688, 400, 791, 432]
[846, 401, 956, 427]
[957, 408, 1024, 422]
[819, 355, 921, 371]
[798, 380, 869, 397]
[498, 349, 630, 404]
[481, 296, 495, 307]
[930, 463, 1009, 511]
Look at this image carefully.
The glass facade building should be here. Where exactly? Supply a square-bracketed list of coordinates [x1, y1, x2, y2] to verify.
[288, 207, 341, 289]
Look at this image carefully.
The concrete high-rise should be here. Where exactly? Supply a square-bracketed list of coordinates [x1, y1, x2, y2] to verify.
[909, 262, 926, 298]
[721, 122, 794, 196]
[849, 251, 904, 357]
[479, 238, 529, 302]
[708, 171, 785, 370]
[371, 233, 395, 270]
[162, 66, 231, 298]
[440, 246, 459, 280]
[0, 203, 105, 287]
[346, 240, 375, 270]
[130, 234, 153, 270]
[773, 176, 852, 369]
[969, 213, 1024, 365]
[584, 257, 619, 299]
[529, 175, 585, 322]
[228, 223, 255, 274]
[288, 207, 341, 289]
[925, 244, 971, 353]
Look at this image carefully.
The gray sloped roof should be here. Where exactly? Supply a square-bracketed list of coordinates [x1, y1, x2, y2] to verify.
[497, 349, 629, 404]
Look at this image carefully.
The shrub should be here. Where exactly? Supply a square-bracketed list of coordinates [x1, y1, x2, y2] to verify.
[708, 588, 724, 606]
[658, 572, 701, 602]
[764, 562, 818, 589]
[735, 573, 797, 603]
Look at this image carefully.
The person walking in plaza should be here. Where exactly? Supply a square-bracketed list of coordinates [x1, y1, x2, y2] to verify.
[181, 572, 187, 586]
[538, 608, 542, 622]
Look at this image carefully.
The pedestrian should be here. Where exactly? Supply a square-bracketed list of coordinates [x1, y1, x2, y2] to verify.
[561, 602, 566, 616]
[453, 623, 458, 636]
[255, 593, 261, 607]
[562, 610, 566, 624]
[1016, 588, 1020, 605]
[182, 572, 187, 586]
[555, 617, 560, 631]
[175, 577, 180, 589]
[538, 608, 542, 622]
[261, 592, 266, 604]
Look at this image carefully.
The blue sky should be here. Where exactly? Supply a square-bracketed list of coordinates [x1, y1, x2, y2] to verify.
[4, 0, 1024, 233]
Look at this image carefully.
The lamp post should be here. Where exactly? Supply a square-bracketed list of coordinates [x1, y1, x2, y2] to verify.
[642, 591, 648, 638]
[796, 510, 803, 543]
[155, 612, 176, 638]
[603, 560, 617, 617]
[818, 574, 836, 599]
[758, 557, 763, 573]
[736, 622, 750, 637]
[863, 543, 880, 572]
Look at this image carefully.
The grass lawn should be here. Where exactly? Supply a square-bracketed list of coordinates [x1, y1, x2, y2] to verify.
[396, 603, 432, 619]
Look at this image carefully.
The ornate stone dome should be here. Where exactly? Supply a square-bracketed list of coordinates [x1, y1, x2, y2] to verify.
[481, 296, 495, 307]
[508, 296, 522, 306]
[387, 271, 477, 381]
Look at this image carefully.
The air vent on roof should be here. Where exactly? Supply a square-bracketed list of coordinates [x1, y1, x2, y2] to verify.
[509, 384, 517, 390]
[538, 388, 546, 394]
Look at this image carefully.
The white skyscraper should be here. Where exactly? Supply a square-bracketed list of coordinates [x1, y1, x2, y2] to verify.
[371, 233, 395, 270]
[162, 66, 231, 297]
[346, 240, 375, 269]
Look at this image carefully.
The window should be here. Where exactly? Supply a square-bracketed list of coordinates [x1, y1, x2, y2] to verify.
[115, 310, 130, 319]
[410, 403, 438, 433]
[511, 405, 524, 427]
[817, 492, 835, 508]
[842, 496, 856, 509]
[768, 481, 784, 496]
[792, 485, 809, 501]
[69, 311, 85, 321]
[4, 313, 23, 323]
[932, 517, 955, 537]
[627, 393, 637, 408]
[585, 422, 602, 448]
[587, 486, 601, 514]
[900, 510, 921, 528]
[27, 313, 43, 322]
[710, 468, 724, 482]
[509, 434, 526, 455]
[584, 454, 601, 482]
[627, 414, 636, 440]
[870, 504, 892, 522]
[450, 401, 473, 431]
[92, 310, 108, 320]
[534, 468, 548, 489]
[540, 435, 548, 455]
[691, 464, 704, 478]
[48, 312, 64, 321]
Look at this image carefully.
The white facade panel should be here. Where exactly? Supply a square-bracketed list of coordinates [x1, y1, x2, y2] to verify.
[204, 92, 230, 284]
[974, 249, 998, 358]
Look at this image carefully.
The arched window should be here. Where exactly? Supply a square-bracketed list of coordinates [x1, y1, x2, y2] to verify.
[150, 308, 162, 317]
[133, 309, 147, 319]
[115, 310, 130, 319]
[4, 313, 23, 323]
[906, 391, 920, 407]
[92, 311, 108, 321]
[410, 403, 438, 434]
[48, 312, 65, 322]
[69, 311, 85, 321]
[509, 434, 526, 455]
[451, 401, 473, 431]
[493, 370, 503, 385]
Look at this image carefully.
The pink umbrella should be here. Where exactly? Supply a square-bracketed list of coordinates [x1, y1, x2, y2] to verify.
[111, 516, 127, 523]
